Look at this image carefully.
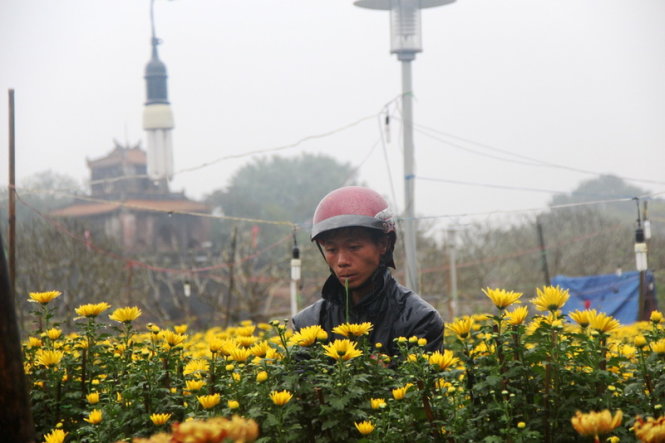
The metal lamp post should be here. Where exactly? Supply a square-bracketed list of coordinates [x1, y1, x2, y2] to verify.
[634, 199, 649, 320]
[354, 0, 455, 292]
[290, 236, 301, 318]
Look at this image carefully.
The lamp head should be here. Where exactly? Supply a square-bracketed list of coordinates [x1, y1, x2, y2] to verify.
[354, 0, 456, 59]
[354, 0, 455, 10]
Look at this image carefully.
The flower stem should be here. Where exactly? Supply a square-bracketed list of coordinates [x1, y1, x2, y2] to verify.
[344, 279, 350, 324]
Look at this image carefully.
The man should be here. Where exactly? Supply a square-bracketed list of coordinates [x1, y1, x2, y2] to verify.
[292, 186, 444, 355]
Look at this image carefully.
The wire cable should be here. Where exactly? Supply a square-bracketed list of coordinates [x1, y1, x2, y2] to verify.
[416, 176, 574, 195]
[420, 223, 625, 274]
[88, 112, 381, 187]
[413, 190, 665, 222]
[411, 121, 665, 186]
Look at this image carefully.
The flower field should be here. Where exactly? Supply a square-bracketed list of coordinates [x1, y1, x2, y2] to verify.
[23, 287, 665, 442]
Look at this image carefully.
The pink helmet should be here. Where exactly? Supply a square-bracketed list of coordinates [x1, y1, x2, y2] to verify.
[311, 186, 396, 267]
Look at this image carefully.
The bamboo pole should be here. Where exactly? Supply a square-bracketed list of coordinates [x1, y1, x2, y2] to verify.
[0, 232, 35, 441]
[8, 89, 16, 308]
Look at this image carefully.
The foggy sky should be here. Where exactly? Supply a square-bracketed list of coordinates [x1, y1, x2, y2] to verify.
[1, 0, 664, 229]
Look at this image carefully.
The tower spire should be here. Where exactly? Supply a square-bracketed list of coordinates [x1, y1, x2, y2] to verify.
[143, 0, 174, 186]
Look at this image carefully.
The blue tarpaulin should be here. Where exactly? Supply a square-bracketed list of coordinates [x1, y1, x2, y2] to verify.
[553, 271, 656, 325]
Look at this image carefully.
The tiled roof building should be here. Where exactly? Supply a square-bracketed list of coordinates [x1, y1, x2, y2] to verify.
[51, 142, 210, 252]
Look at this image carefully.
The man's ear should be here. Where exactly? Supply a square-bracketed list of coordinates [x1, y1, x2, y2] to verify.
[378, 235, 389, 255]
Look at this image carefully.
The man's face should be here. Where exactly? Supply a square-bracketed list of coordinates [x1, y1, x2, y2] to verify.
[319, 228, 387, 290]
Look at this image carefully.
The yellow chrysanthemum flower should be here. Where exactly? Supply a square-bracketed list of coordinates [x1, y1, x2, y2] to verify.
[619, 344, 637, 359]
[635, 335, 647, 347]
[436, 378, 454, 391]
[370, 398, 386, 409]
[29, 290, 62, 305]
[150, 413, 172, 426]
[197, 393, 221, 409]
[290, 325, 328, 347]
[446, 316, 473, 339]
[227, 400, 240, 409]
[27, 336, 43, 348]
[75, 302, 111, 318]
[108, 306, 142, 323]
[332, 322, 374, 337]
[256, 371, 269, 383]
[531, 285, 570, 312]
[236, 335, 259, 348]
[35, 349, 64, 367]
[429, 349, 459, 371]
[86, 392, 100, 404]
[570, 409, 622, 440]
[249, 340, 271, 357]
[354, 420, 375, 435]
[184, 359, 209, 376]
[229, 347, 252, 362]
[651, 338, 665, 355]
[651, 311, 664, 323]
[173, 324, 188, 334]
[270, 390, 293, 406]
[46, 328, 62, 340]
[162, 330, 187, 348]
[322, 339, 363, 361]
[634, 415, 665, 442]
[568, 309, 596, 329]
[236, 324, 256, 336]
[84, 409, 103, 425]
[471, 341, 496, 357]
[171, 416, 259, 442]
[392, 383, 413, 400]
[43, 428, 67, 443]
[208, 338, 233, 355]
[505, 305, 529, 326]
[185, 379, 205, 392]
[232, 372, 242, 382]
[483, 288, 523, 310]
[589, 311, 621, 333]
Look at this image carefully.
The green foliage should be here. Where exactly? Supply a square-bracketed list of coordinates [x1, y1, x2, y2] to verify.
[206, 153, 356, 226]
[22, 288, 665, 442]
[0, 170, 84, 223]
[204, 153, 357, 263]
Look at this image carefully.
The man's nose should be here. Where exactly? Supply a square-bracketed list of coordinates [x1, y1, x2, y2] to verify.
[335, 250, 351, 267]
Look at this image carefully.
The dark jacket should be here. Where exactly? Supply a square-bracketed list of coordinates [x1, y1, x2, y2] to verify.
[291, 267, 444, 355]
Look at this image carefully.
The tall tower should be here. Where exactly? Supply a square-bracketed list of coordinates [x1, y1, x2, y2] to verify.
[143, 0, 174, 190]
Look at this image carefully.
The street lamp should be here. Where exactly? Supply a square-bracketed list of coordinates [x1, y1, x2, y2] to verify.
[354, 0, 455, 292]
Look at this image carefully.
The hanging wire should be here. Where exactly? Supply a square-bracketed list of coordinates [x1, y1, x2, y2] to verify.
[378, 107, 399, 213]
[410, 120, 665, 186]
